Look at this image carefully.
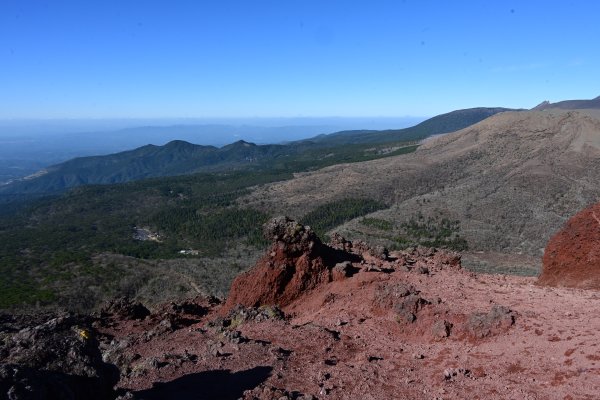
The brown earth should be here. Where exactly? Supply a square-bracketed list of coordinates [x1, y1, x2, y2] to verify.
[241, 110, 600, 272]
[539, 201, 600, 289]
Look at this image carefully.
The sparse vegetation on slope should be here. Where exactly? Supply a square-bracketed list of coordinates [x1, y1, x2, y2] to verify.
[359, 213, 468, 251]
[395, 213, 468, 251]
[360, 217, 393, 231]
[301, 198, 388, 237]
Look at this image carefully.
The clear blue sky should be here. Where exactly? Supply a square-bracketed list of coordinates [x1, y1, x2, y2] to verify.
[1, 0, 599, 119]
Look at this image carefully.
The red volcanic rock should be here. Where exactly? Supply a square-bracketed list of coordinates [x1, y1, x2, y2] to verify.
[539, 202, 600, 289]
[222, 217, 356, 313]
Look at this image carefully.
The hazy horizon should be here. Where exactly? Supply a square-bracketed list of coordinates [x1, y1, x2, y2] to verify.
[0, 116, 427, 137]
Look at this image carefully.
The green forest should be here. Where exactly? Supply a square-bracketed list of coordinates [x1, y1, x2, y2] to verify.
[0, 136, 423, 310]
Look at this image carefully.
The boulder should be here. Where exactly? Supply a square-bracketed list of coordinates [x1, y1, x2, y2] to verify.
[466, 305, 515, 339]
[101, 297, 150, 321]
[0, 314, 118, 399]
[539, 202, 600, 289]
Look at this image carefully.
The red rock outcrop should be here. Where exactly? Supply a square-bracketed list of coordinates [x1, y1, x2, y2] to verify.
[539, 201, 600, 289]
[222, 217, 358, 313]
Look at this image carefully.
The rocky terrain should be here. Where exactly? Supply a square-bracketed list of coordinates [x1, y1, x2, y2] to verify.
[242, 109, 600, 273]
[539, 201, 600, 289]
[533, 96, 600, 111]
[3, 217, 600, 399]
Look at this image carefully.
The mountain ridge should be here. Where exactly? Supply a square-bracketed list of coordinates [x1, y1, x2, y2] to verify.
[301, 107, 515, 145]
[0, 107, 511, 197]
[532, 95, 600, 111]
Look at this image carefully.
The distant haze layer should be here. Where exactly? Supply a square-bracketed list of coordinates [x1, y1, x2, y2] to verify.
[0, 117, 425, 140]
[0, 116, 424, 184]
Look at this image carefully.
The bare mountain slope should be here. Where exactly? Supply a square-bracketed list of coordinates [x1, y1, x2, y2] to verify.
[242, 110, 600, 264]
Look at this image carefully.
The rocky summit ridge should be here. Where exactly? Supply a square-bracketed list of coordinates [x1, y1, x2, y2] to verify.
[532, 95, 600, 111]
[3, 217, 600, 399]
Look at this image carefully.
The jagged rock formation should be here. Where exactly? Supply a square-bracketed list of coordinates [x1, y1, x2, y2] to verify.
[538, 201, 600, 289]
[100, 297, 151, 321]
[223, 216, 358, 312]
[223, 217, 514, 343]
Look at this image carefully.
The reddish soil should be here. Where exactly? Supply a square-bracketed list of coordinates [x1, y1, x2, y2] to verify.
[90, 221, 600, 399]
[539, 201, 600, 289]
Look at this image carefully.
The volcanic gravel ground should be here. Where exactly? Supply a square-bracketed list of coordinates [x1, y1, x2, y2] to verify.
[102, 261, 600, 399]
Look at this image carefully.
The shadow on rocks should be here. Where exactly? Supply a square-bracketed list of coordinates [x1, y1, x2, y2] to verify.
[0, 314, 119, 400]
[131, 366, 273, 400]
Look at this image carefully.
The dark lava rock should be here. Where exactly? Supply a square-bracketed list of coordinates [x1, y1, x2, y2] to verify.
[101, 297, 150, 321]
[368, 245, 389, 260]
[466, 305, 516, 338]
[263, 216, 320, 254]
[332, 261, 354, 281]
[0, 314, 118, 399]
[394, 294, 430, 323]
[328, 233, 353, 252]
[373, 283, 430, 323]
[212, 305, 285, 332]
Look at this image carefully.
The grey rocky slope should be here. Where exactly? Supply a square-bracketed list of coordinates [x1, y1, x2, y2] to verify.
[241, 110, 600, 262]
[532, 95, 600, 111]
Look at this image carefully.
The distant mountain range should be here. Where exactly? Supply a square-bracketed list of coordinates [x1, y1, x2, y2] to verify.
[0, 107, 511, 197]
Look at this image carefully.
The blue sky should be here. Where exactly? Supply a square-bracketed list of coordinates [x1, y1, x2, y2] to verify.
[1, 0, 599, 119]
